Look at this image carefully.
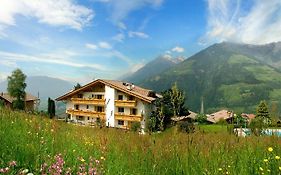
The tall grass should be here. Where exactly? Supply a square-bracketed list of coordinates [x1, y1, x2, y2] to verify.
[0, 109, 281, 174]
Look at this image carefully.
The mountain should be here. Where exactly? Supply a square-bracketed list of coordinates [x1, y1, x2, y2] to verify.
[138, 42, 281, 113]
[122, 55, 184, 84]
[0, 76, 74, 111]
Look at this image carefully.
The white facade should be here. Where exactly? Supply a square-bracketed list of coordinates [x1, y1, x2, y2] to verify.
[105, 85, 115, 127]
[64, 82, 155, 130]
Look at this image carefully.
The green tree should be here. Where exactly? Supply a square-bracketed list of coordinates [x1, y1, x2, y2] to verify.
[7, 69, 26, 110]
[256, 100, 270, 125]
[74, 83, 81, 90]
[196, 114, 208, 124]
[147, 83, 189, 132]
[170, 83, 189, 117]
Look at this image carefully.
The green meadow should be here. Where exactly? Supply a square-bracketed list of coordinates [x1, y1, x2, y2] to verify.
[1, 109, 281, 175]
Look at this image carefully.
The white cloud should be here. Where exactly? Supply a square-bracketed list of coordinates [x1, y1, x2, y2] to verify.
[112, 33, 125, 42]
[98, 41, 112, 49]
[128, 31, 149, 39]
[163, 54, 172, 59]
[0, 72, 9, 82]
[203, 0, 281, 44]
[85, 43, 98, 50]
[171, 46, 185, 53]
[95, 0, 163, 24]
[117, 22, 127, 30]
[0, 0, 94, 32]
[0, 50, 106, 71]
[0, 60, 17, 67]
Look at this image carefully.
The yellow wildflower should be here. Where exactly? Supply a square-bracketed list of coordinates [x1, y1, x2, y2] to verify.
[268, 147, 273, 152]
[263, 159, 268, 163]
[259, 167, 263, 171]
[101, 156, 105, 160]
[275, 156, 280, 160]
[279, 167, 281, 171]
[218, 168, 222, 171]
[80, 158, 85, 162]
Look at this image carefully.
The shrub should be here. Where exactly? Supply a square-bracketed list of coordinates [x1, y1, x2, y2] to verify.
[131, 122, 141, 132]
[249, 118, 265, 136]
[196, 114, 208, 124]
[177, 121, 195, 133]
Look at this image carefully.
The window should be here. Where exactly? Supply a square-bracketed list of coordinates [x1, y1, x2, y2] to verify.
[131, 108, 137, 115]
[97, 95, 103, 99]
[128, 95, 134, 101]
[88, 117, 90, 120]
[118, 120, 124, 125]
[77, 116, 84, 120]
[96, 106, 104, 112]
[118, 107, 124, 113]
[92, 94, 94, 98]
[78, 94, 83, 98]
[86, 105, 89, 109]
[118, 95, 123, 100]
[75, 105, 79, 110]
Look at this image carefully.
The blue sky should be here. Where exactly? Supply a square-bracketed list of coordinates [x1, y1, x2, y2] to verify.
[0, 0, 281, 84]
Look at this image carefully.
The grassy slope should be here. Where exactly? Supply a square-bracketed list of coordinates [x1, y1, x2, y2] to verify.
[140, 44, 281, 114]
[1, 109, 281, 174]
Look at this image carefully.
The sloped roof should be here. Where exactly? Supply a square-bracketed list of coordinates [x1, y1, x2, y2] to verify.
[0, 92, 38, 103]
[206, 109, 234, 123]
[56, 79, 158, 103]
[171, 110, 197, 122]
[241, 113, 256, 120]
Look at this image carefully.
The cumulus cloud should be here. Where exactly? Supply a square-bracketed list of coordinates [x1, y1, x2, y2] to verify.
[128, 31, 149, 39]
[85, 43, 98, 50]
[171, 46, 185, 53]
[203, 0, 281, 44]
[0, 0, 94, 33]
[98, 42, 112, 49]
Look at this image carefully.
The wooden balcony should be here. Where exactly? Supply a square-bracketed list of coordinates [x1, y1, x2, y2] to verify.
[114, 113, 142, 122]
[67, 109, 105, 119]
[115, 100, 136, 107]
[71, 98, 105, 105]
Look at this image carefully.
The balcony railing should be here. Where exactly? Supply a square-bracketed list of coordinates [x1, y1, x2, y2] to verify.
[71, 98, 105, 105]
[115, 100, 136, 107]
[67, 109, 105, 120]
[114, 113, 142, 122]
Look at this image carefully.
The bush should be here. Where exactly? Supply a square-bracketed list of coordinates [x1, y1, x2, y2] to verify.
[177, 121, 195, 133]
[249, 118, 265, 136]
[196, 114, 208, 124]
[131, 122, 141, 132]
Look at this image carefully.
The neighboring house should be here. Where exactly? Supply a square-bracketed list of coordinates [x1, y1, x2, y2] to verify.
[171, 111, 197, 123]
[0, 92, 39, 111]
[206, 109, 234, 124]
[56, 79, 159, 130]
[241, 113, 256, 123]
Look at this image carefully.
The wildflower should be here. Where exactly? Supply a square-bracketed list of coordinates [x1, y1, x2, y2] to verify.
[267, 169, 271, 172]
[27, 173, 34, 175]
[279, 167, 281, 171]
[73, 149, 76, 153]
[226, 172, 229, 174]
[227, 165, 231, 168]
[263, 159, 268, 163]
[21, 169, 29, 174]
[268, 147, 273, 152]
[80, 158, 85, 162]
[101, 156, 105, 160]
[51, 129, 54, 132]
[259, 167, 263, 171]
[8, 161, 17, 167]
[218, 168, 222, 171]
[275, 156, 280, 160]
